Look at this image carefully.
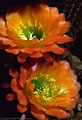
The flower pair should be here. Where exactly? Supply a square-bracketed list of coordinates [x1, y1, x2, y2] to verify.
[0, 3, 80, 120]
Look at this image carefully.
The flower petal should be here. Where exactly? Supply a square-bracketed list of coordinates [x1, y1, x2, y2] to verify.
[5, 48, 20, 54]
[43, 53, 54, 63]
[30, 51, 43, 58]
[41, 44, 65, 54]
[31, 105, 49, 120]
[6, 93, 16, 101]
[59, 13, 65, 21]
[0, 35, 18, 47]
[17, 103, 28, 113]
[17, 90, 28, 106]
[58, 21, 71, 34]
[19, 69, 27, 88]
[9, 68, 19, 78]
[45, 108, 70, 119]
[56, 35, 74, 44]
[10, 79, 20, 92]
[17, 52, 28, 63]
[66, 95, 79, 110]
[0, 16, 7, 36]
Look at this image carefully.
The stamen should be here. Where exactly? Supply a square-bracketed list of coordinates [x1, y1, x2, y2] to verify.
[16, 22, 45, 41]
[31, 73, 68, 102]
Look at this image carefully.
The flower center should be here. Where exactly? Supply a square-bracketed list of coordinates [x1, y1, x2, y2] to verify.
[31, 73, 59, 101]
[17, 22, 45, 41]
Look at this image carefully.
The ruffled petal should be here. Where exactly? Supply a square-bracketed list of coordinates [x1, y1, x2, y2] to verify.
[31, 105, 49, 120]
[45, 108, 70, 119]
[0, 16, 7, 36]
[41, 44, 65, 54]
[17, 103, 28, 113]
[59, 13, 65, 21]
[30, 51, 43, 58]
[17, 90, 28, 106]
[6, 93, 16, 101]
[66, 95, 79, 110]
[56, 35, 74, 44]
[17, 52, 28, 63]
[43, 53, 54, 63]
[5, 48, 20, 54]
[9, 68, 19, 78]
[58, 21, 71, 34]
[19, 69, 27, 88]
[10, 79, 20, 92]
[0, 35, 18, 47]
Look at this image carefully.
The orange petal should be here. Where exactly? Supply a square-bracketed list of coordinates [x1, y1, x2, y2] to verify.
[19, 69, 27, 88]
[6, 93, 16, 101]
[17, 52, 28, 63]
[0, 16, 7, 36]
[45, 108, 70, 119]
[17, 90, 28, 106]
[59, 13, 65, 21]
[14, 38, 38, 48]
[66, 95, 79, 110]
[5, 48, 20, 54]
[6, 12, 22, 33]
[10, 79, 20, 92]
[43, 53, 54, 63]
[41, 44, 65, 54]
[58, 21, 71, 34]
[9, 68, 19, 78]
[21, 48, 35, 54]
[31, 105, 49, 120]
[21, 47, 40, 54]
[44, 35, 62, 45]
[0, 35, 18, 47]
[17, 103, 28, 113]
[30, 51, 43, 58]
[56, 35, 74, 44]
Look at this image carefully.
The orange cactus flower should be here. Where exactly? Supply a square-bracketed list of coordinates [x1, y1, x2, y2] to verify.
[6, 58, 80, 119]
[0, 4, 74, 62]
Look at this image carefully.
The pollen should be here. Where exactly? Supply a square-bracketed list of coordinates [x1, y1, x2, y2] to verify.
[31, 72, 68, 102]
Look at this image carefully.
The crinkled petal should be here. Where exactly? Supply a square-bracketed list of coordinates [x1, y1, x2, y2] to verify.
[45, 108, 70, 119]
[66, 95, 79, 110]
[0, 35, 18, 47]
[17, 103, 28, 113]
[17, 90, 28, 106]
[41, 44, 65, 54]
[0, 16, 7, 36]
[17, 52, 28, 63]
[10, 79, 20, 92]
[30, 51, 43, 58]
[56, 35, 74, 44]
[31, 105, 49, 120]
[19, 69, 27, 88]
[58, 21, 71, 34]
[6, 93, 16, 101]
[9, 68, 19, 78]
[59, 13, 65, 21]
[43, 53, 54, 63]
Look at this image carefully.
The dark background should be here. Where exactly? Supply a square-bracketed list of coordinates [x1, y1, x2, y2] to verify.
[0, 0, 82, 119]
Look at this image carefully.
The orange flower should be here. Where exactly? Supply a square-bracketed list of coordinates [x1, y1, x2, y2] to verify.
[0, 4, 74, 62]
[7, 58, 80, 119]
